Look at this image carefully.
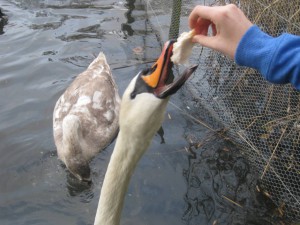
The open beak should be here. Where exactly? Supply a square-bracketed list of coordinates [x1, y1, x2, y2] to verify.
[141, 40, 198, 98]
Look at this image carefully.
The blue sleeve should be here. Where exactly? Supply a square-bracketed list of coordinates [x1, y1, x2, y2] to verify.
[235, 25, 300, 90]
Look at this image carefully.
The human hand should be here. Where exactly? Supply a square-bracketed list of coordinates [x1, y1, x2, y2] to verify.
[189, 4, 253, 59]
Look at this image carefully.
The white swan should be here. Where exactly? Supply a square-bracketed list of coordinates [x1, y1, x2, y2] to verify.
[53, 52, 120, 182]
[94, 40, 198, 225]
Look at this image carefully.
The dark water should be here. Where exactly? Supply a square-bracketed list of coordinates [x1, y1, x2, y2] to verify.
[0, 0, 280, 225]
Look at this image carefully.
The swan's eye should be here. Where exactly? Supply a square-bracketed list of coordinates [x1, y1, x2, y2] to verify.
[141, 68, 150, 75]
[129, 70, 154, 99]
[130, 91, 136, 99]
[141, 66, 156, 76]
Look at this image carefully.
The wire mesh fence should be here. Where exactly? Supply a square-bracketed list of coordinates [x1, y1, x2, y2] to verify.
[147, 0, 300, 222]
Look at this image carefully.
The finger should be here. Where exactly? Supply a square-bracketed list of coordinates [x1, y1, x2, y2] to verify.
[212, 23, 217, 36]
[194, 18, 211, 36]
[189, 5, 218, 29]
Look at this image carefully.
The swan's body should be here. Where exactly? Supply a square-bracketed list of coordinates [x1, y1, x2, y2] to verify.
[53, 52, 120, 181]
[94, 41, 197, 225]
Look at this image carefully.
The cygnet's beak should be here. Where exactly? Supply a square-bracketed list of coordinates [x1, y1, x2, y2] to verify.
[141, 40, 198, 98]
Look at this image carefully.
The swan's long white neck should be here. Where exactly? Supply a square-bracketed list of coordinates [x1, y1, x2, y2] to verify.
[94, 128, 151, 225]
[94, 80, 169, 225]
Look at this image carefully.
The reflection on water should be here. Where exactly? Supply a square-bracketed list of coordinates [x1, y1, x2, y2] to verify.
[182, 134, 275, 224]
[0, 8, 8, 34]
[121, 0, 135, 37]
[0, 0, 281, 224]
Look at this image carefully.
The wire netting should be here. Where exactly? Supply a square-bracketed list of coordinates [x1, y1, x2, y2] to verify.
[147, 0, 300, 222]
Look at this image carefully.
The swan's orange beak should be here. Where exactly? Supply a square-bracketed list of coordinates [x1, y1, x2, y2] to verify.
[141, 40, 198, 98]
[141, 40, 174, 89]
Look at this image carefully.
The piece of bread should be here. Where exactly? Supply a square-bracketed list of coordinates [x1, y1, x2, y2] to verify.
[171, 30, 195, 65]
